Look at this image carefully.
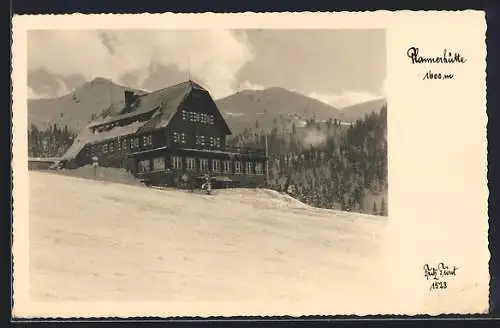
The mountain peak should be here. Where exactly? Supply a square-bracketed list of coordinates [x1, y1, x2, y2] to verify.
[87, 77, 114, 86]
[263, 86, 289, 92]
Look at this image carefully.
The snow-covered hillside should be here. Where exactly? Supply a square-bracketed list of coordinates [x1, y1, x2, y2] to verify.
[28, 171, 388, 316]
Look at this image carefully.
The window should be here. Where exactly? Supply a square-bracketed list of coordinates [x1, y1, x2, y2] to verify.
[200, 159, 209, 172]
[173, 132, 186, 144]
[223, 160, 232, 173]
[214, 137, 221, 148]
[130, 137, 139, 149]
[234, 161, 242, 174]
[246, 162, 254, 175]
[152, 157, 165, 171]
[173, 132, 180, 143]
[196, 135, 206, 147]
[143, 134, 152, 147]
[186, 157, 196, 170]
[171, 156, 182, 169]
[255, 162, 264, 175]
[212, 159, 221, 173]
[117, 139, 122, 152]
[209, 136, 215, 148]
[109, 141, 114, 153]
[122, 140, 128, 151]
[138, 159, 150, 173]
[103, 143, 108, 153]
[181, 111, 213, 125]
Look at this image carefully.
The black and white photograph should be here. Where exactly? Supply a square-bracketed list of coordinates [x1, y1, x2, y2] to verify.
[12, 12, 488, 318]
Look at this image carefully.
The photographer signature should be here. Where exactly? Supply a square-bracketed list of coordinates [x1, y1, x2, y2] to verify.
[423, 262, 459, 291]
[423, 262, 459, 280]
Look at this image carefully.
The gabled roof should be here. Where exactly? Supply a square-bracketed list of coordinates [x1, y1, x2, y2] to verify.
[89, 80, 205, 129]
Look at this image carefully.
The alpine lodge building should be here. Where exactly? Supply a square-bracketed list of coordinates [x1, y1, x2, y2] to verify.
[60, 80, 268, 189]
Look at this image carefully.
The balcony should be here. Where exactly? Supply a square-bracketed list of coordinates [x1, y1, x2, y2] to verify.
[224, 146, 267, 158]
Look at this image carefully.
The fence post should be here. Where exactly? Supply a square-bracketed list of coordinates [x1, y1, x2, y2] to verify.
[92, 156, 98, 177]
[265, 133, 269, 186]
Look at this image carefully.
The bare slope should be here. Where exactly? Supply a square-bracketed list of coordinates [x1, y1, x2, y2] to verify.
[341, 98, 387, 121]
[29, 171, 387, 314]
[216, 88, 347, 133]
[28, 78, 146, 132]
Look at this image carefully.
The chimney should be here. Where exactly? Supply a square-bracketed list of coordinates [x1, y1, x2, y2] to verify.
[124, 90, 136, 107]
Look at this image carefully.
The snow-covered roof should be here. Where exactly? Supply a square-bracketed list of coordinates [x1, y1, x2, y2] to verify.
[178, 148, 239, 156]
[61, 121, 144, 160]
[127, 146, 168, 156]
[88, 80, 205, 130]
[28, 157, 62, 162]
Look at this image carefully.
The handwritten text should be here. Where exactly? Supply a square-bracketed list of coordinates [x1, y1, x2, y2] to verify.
[407, 47, 466, 81]
[423, 262, 459, 291]
[407, 47, 467, 64]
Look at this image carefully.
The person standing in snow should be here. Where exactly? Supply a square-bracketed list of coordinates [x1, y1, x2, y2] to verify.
[201, 173, 212, 194]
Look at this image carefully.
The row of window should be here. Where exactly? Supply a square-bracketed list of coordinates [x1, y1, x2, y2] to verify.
[93, 133, 153, 155]
[137, 156, 264, 175]
[138, 156, 167, 172]
[88, 131, 224, 157]
[181, 110, 215, 124]
[195, 135, 222, 148]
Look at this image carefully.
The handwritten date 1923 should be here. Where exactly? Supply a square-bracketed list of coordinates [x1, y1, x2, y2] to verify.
[429, 281, 447, 291]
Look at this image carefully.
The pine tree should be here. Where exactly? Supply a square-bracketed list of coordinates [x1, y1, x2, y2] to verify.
[379, 197, 386, 216]
[226, 103, 387, 214]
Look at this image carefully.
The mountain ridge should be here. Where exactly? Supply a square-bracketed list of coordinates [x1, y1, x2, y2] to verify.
[28, 78, 146, 131]
[28, 78, 386, 133]
[339, 98, 387, 121]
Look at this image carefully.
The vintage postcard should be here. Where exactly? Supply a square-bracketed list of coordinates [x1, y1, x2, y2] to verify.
[11, 11, 488, 318]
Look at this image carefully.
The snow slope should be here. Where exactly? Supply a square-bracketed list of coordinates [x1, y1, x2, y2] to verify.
[27, 171, 388, 316]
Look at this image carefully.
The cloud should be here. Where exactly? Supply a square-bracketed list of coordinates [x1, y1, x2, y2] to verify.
[302, 129, 327, 148]
[379, 77, 387, 97]
[237, 80, 265, 91]
[28, 86, 42, 99]
[27, 78, 71, 99]
[28, 30, 254, 99]
[308, 89, 384, 109]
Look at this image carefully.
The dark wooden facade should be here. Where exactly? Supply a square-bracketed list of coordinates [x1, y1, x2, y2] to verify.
[63, 81, 267, 188]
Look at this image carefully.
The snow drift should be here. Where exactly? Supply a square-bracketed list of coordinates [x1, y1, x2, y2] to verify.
[27, 171, 388, 316]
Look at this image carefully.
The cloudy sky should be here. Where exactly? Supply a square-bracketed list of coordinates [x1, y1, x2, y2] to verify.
[27, 29, 386, 108]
